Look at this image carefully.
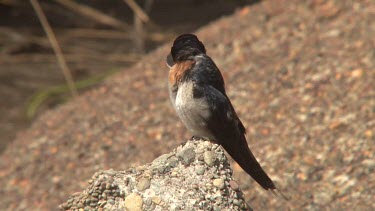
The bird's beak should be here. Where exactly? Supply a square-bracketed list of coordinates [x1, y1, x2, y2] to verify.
[166, 53, 174, 68]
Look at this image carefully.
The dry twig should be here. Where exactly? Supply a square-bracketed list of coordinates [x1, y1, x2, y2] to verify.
[62, 28, 172, 41]
[30, 0, 78, 97]
[124, 0, 154, 53]
[133, 11, 144, 53]
[123, 0, 150, 23]
[53, 0, 129, 30]
[1, 53, 141, 63]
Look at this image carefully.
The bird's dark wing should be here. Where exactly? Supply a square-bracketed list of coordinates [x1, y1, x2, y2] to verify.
[203, 85, 276, 190]
[193, 56, 246, 134]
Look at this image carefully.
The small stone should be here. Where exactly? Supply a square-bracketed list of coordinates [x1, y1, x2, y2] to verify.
[204, 151, 216, 166]
[229, 180, 239, 191]
[313, 191, 334, 205]
[167, 157, 179, 168]
[60, 203, 69, 209]
[177, 147, 196, 165]
[151, 196, 161, 205]
[137, 177, 151, 191]
[153, 153, 171, 165]
[213, 205, 221, 211]
[233, 199, 241, 206]
[106, 183, 111, 189]
[136, 165, 148, 172]
[125, 193, 143, 211]
[110, 183, 116, 189]
[195, 166, 205, 175]
[213, 178, 225, 189]
[77, 202, 84, 208]
[170, 171, 178, 177]
[90, 202, 98, 207]
[195, 148, 204, 155]
[157, 166, 167, 174]
[107, 170, 116, 176]
[144, 189, 155, 198]
[101, 182, 107, 189]
[144, 198, 152, 206]
[108, 199, 115, 205]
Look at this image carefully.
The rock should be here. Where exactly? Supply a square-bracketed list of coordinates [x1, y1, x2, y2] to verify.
[136, 177, 151, 191]
[195, 165, 205, 175]
[124, 193, 143, 211]
[229, 180, 240, 191]
[213, 178, 225, 189]
[204, 150, 216, 166]
[151, 196, 161, 205]
[177, 147, 196, 165]
[59, 140, 251, 210]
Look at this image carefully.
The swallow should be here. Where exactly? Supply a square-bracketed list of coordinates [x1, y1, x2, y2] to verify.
[166, 34, 286, 197]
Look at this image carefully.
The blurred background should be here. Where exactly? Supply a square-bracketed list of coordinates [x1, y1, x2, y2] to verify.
[0, 0, 253, 152]
[0, 0, 374, 210]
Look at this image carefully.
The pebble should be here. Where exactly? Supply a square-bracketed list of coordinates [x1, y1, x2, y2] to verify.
[170, 171, 178, 177]
[153, 153, 171, 165]
[195, 166, 205, 175]
[151, 196, 161, 205]
[77, 203, 84, 208]
[229, 180, 239, 191]
[143, 189, 155, 198]
[137, 177, 151, 191]
[233, 199, 241, 206]
[124, 193, 143, 211]
[156, 165, 167, 174]
[204, 151, 216, 166]
[90, 202, 97, 207]
[107, 199, 115, 205]
[177, 147, 196, 165]
[100, 182, 107, 189]
[213, 178, 225, 189]
[167, 157, 179, 168]
[144, 198, 152, 206]
[313, 191, 334, 205]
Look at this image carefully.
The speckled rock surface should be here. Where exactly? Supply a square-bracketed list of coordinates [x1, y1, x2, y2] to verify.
[59, 140, 251, 211]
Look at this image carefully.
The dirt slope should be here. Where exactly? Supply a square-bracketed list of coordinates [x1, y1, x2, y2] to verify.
[1, 0, 374, 210]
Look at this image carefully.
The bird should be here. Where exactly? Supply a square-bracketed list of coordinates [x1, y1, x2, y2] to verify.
[166, 33, 286, 197]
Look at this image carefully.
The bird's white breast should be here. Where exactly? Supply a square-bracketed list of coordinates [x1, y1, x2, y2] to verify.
[175, 81, 194, 110]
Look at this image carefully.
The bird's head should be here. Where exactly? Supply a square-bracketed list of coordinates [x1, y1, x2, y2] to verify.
[166, 34, 206, 67]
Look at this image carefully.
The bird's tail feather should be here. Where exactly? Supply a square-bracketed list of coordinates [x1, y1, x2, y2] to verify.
[221, 135, 277, 190]
[270, 187, 290, 201]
